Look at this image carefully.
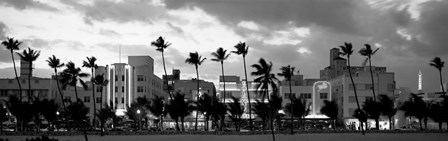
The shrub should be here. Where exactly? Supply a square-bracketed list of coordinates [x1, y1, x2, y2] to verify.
[25, 135, 58, 141]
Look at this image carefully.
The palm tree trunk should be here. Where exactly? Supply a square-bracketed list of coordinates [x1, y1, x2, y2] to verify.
[161, 51, 173, 100]
[74, 86, 79, 102]
[419, 118, 423, 130]
[54, 69, 66, 109]
[289, 79, 294, 134]
[368, 57, 376, 101]
[389, 116, 392, 130]
[181, 117, 185, 131]
[160, 115, 164, 131]
[91, 69, 96, 128]
[10, 50, 23, 101]
[438, 122, 442, 131]
[375, 118, 379, 130]
[195, 65, 199, 131]
[243, 56, 253, 131]
[221, 62, 226, 103]
[28, 61, 32, 103]
[439, 70, 445, 95]
[347, 56, 364, 135]
[175, 118, 180, 131]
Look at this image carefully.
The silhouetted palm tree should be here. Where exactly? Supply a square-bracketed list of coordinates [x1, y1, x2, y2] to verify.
[39, 99, 59, 131]
[320, 100, 338, 130]
[428, 101, 444, 130]
[126, 98, 148, 131]
[252, 100, 268, 131]
[232, 42, 253, 130]
[92, 74, 109, 110]
[211, 47, 231, 103]
[196, 94, 213, 131]
[82, 56, 98, 126]
[166, 92, 181, 131]
[268, 93, 282, 141]
[362, 100, 381, 130]
[0, 103, 7, 134]
[278, 65, 295, 134]
[96, 105, 115, 136]
[400, 94, 428, 130]
[151, 36, 173, 99]
[148, 95, 165, 130]
[47, 55, 66, 109]
[2, 37, 23, 101]
[6, 96, 33, 131]
[378, 94, 396, 130]
[284, 96, 309, 130]
[17, 47, 40, 103]
[359, 44, 379, 101]
[185, 51, 206, 131]
[339, 42, 364, 135]
[228, 96, 243, 131]
[251, 58, 278, 101]
[60, 62, 90, 101]
[430, 57, 445, 96]
[211, 99, 227, 131]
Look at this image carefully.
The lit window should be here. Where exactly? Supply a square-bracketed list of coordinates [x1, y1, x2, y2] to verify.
[84, 96, 90, 103]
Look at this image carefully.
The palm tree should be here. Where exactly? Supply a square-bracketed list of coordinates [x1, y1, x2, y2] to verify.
[60, 62, 89, 101]
[378, 94, 396, 130]
[339, 42, 364, 135]
[17, 47, 40, 103]
[92, 74, 109, 110]
[148, 95, 165, 130]
[430, 57, 445, 96]
[151, 36, 173, 99]
[320, 100, 338, 130]
[6, 96, 33, 131]
[268, 93, 282, 141]
[252, 100, 268, 131]
[39, 99, 59, 131]
[211, 47, 231, 103]
[211, 99, 227, 131]
[227, 96, 244, 131]
[428, 101, 444, 131]
[196, 94, 213, 131]
[0, 103, 7, 134]
[362, 100, 382, 130]
[2, 37, 23, 101]
[232, 42, 253, 130]
[251, 58, 279, 101]
[400, 94, 428, 130]
[359, 44, 379, 101]
[96, 105, 115, 136]
[277, 65, 295, 134]
[47, 55, 66, 109]
[284, 96, 310, 130]
[165, 94, 180, 131]
[185, 51, 206, 131]
[126, 99, 148, 131]
[82, 56, 98, 126]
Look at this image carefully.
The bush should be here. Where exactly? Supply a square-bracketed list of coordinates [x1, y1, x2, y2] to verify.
[25, 135, 58, 141]
[0, 138, 10, 141]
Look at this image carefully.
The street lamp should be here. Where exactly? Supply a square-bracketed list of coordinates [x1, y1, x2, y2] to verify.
[137, 109, 141, 131]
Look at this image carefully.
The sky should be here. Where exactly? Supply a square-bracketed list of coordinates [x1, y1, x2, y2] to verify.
[0, 0, 448, 93]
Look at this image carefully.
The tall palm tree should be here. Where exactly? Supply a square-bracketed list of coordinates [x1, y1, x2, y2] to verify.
[2, 37, 23, 101]
[284, 96, 310, 130]
[148, 95, 165, 130]
[60, 62, 89, 101]
[17, 47, 40, 103]
[320, 100, 338, 131]
[359, 44, 379, 101]
[227, 96, 244, 131]
[211, 99, 227, 131]
[92, 74, 109, 110]
[185, 51, 206, 131]
[232, 42, 253, 130]
[339, 42, 364, 135]
[268, 93, 282, 141]
[430, 57, 445, 96]
[362, 100, 382, 130]
[277, 65, 295, 134]
[151, 36, 173, 99]
[251, 58, 278, 101]
[211, 47, 231, 103]
[96, 105, 115, 136]
[82, 56, 98, 126]
[47, 55, 66, 109]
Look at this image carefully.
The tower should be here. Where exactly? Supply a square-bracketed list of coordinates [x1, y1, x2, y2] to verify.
[418, 70, 422, 91]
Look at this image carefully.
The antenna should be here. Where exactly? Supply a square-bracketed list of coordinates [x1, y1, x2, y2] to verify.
[119, 45, 121, 63]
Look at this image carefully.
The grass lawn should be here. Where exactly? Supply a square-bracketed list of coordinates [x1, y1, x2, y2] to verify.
[2, 133, 447, 141]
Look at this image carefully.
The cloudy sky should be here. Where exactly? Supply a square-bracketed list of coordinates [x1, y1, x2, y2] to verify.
[1, 0, 447, 93]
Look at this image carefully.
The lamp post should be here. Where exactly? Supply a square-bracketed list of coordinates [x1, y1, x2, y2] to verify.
[137, 109, 141, 131]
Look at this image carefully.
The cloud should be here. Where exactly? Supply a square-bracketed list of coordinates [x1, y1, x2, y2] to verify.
[0, 0, 58, 11]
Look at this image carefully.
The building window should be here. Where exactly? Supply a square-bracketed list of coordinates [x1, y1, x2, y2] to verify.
[96, 86, 102, 92]
[96, 97, 102, 103]
[115, 75, 118, 81]
[8, 80, 13, 84]
[348, 96, 356, 103]
[35, 80, 39, 84]
[284, 93, 296, 99]
[0, 90, 8, 97]
[115, 97, 118, 103]
[122, 97, 124, 103]
[365, 84, 373, 90]
[115, 87, 118, 92]
[122, 75, 125, 81]
[137, 86, 144, 92]
[320, 93, 328, 99]
[349, 108, 356, 116]
[84, 96, 90, 103]
[64, 96, 71, 102]
[300, 93, 311, 99]
[137, 75, 144, 81]
[122, 86, 125, 92]
[22, 80, 26, 83]
[365, 96, 373, 102]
